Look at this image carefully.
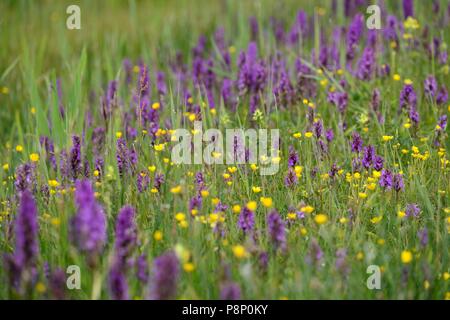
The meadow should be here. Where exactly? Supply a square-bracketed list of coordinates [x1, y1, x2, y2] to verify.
[0, 0, 449, 300]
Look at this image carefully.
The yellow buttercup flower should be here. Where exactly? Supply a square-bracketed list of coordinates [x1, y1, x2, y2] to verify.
[2, 163, 9, 171]
[358, 192, 367, 199]
[393, 74, 401, 81]
[175, 212, 186, 222]
[304, 131, 313, 138]
[29, 153, 39, 162]
[401, 250, 413, 264]
[154, 143, 165, 151]
[301, 205, 314, 214]
[200, 190, 209, 197]
[153, 230, 163, 241]
[232, 245, 248, 259]
[15, 145, 23, 152]
[314, 214, 328, 225]
[232, 205, 241, 214]
[48, 179, 59, 188]
[382, 135, 394, 142]
[183, 262, 195, 272]
[151, 102, 160, 110]
[246, 201, 257, 211]
[116, 131, 122, 139]
[370, 215, 383, 224]
[260, 197, 273, 208]
[170, 185, 182, 194]
[252, 186, 261, 193]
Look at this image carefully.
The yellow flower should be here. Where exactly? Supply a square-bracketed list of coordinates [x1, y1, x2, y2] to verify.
[153, 230, 163, 241]
[398, 210, 406, 218]
[183, 262, 195, 272]
[150, 188, 158, 193]
[170, 185, 182, 194]
[227, 166, 237, 173]
[154, 143, 165, 151]
[116, 131, 122, 139]
[151, 102, 160, 110]
[48, 179, 59, 188]
[314, 214, 328, 225]
[287, 212, 297, 220]
[190, 209, 198, 216]
[404, 79, 413, 85]
[29, 153, 39, 162]
[301, 205, 314, 214]
[232, 245, 248, 259]
[401, 250, 413, 264]
[148, 165, 156, 172]
[211, 198, 220, 205]
[15, 145, 23, 152]
[382, 135, 394, 142]
[50, 217, 61, 226]
[372, 170, 381, 178]
[358, 192, 368, 199]
[93, 170, 100, 177]
[232, 205, 241, 214]
[175, 212, 186, 222]
[246, 201, 257, 211]
[260, 197, 273, 208]
[443, 272, 450, 281]
[250, 164, 258, 171]
[377, 238, 385, 246]
[403, 123, 411, 129]
[366, 183, 376, 191]
[209, 108, 216, 115]
[223, 173, 231, 179]
[339, 217, 348, 224]
[356, 252, 364, 260]
[300, 227, 308, 236]
[304, 131, 313, 138]
[370, 215, 383, 224]
[252, 186, 261, 193]
[1, 86, 10, 94]
[35, 282, 46, 294]
[200, 190, 209, 197]
[2, 163, 9, 171]
[393, 74, 401, 81]
[179, 220, 189, 228]
[293, 132, 302, 138]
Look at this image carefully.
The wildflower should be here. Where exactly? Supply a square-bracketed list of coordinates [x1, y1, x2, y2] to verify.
[393, 74, 401, 81]
[246, 201, 257, 211]
[284, 168, 298, 187]
[251, 186, 261, 193]
[370, 215, 383, 224]
[148, 251, 180, 300]
[314, 214, 328, 225]
[237, 207, 255, 235]
[113, 206, 137, 270]
[170, 185, 182, 194]
[220, 282, 241, 300]
[424, 75, 438, 98]
[15, 145, 23, 152]
[260, 197, 273, 208]
[267, 210, 286, 251]
[401, 250, 413, 264]
[29, 153, 39, 162]
[153, 230, 163, 241]
[70, 180, 107, 267]
[405, 203, 420, 218]
[232, 205, 241, 214]
[351, 132, 363, 153]
[183, 262, 195, 273]
[136, 254, 149, 284]
[358, 192, 368, 199]
[2, 163, 9, 171]
[379, 169, 393, 189]
[232, 245, 248, 259]
[175, 212, 186, 222]
[382, 135, 393, 142]
[108, 266, 129, 300]
[393, 174, 404, 192]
